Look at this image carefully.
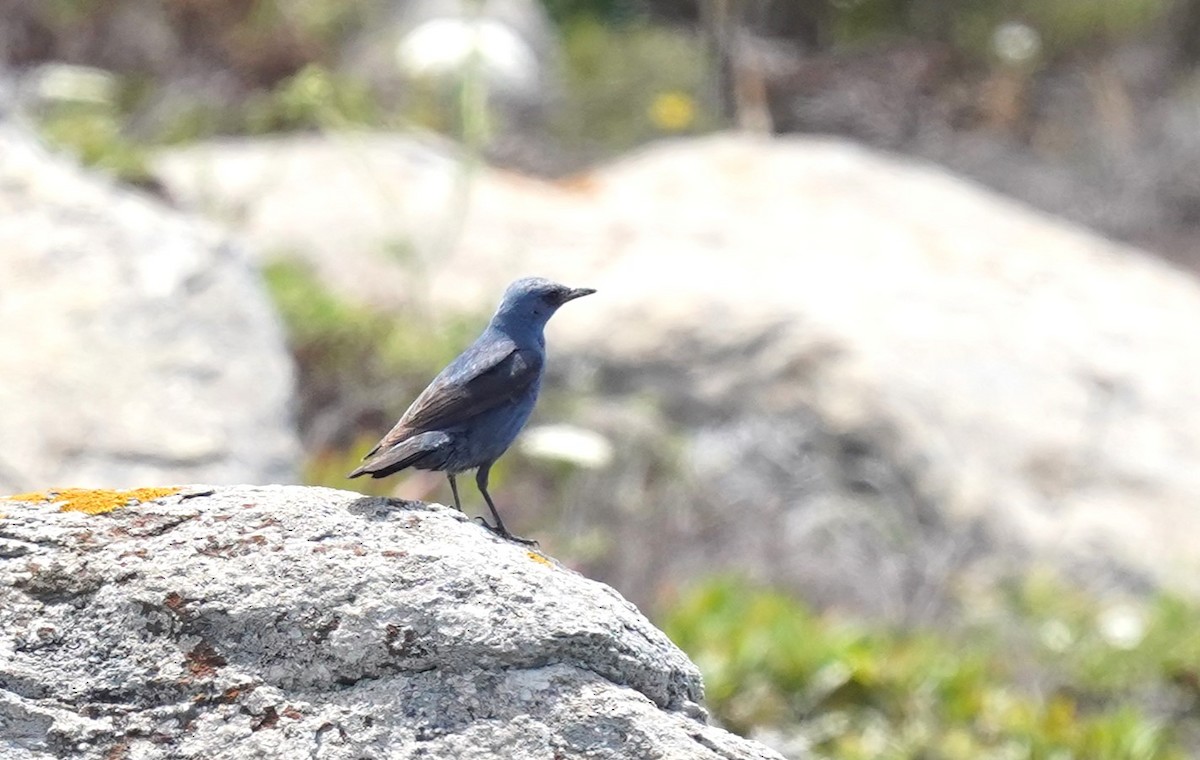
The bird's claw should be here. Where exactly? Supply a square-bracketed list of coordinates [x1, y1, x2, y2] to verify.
[473, 516, 538, 546]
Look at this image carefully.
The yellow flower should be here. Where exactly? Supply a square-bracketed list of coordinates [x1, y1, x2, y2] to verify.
[649, 91, 696, 132]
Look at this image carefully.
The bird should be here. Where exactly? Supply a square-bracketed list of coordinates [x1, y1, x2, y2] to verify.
[348, 277, 595, 543]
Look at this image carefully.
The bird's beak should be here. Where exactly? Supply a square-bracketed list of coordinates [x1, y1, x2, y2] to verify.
[562, 287, 596, 303]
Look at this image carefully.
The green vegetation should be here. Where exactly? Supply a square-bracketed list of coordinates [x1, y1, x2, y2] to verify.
[239, 64, 381, 136]
[542, 0, 641, 26]
[555, 21, 715, 151]
[264, 259, 484, 387]
[262, 259, 484, 491]
[28, 0, 1179, 179]
[785, 0, 1169, 56]
[37, 97, 154, 184]
[36, 27, 715, 178]
[36, 62, 383, 184]
[662, 575, 1200, 759]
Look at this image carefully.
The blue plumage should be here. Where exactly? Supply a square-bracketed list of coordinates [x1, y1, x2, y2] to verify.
[348, 277, 595, 542]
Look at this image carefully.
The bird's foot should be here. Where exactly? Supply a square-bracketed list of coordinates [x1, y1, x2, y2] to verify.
[473, 517, 538, 546]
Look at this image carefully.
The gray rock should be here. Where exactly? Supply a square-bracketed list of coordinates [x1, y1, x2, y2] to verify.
[0, 126, 298, 492]
[0, 485, 783, 760]
[562, 135, 1200, 611]
[152, 133, 1200, 614]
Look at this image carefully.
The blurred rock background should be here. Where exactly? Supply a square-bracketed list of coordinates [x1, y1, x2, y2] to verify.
[4, 0, 1200, 757]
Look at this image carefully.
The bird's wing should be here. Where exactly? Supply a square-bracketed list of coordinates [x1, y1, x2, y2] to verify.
[363, 338, 543, 458]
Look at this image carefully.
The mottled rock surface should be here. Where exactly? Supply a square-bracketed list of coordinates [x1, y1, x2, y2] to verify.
[0, 485, 782, 760]
[0, 125, 298, 492]
[154, 133, 1200, 612]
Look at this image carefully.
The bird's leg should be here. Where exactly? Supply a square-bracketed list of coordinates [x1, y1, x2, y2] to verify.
[475, 464, 536, 546]
[447, 473, 463, 512]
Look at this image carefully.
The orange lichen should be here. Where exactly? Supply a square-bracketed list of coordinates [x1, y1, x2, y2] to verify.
[5, 491, 45, 502]
[526, 551, 552, 566]
[2, 487, 182, 515]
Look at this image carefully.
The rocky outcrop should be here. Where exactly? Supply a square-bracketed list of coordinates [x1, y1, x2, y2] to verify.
[153, 133, 1200, 614]
[0, 485, 782, 760]
[555, 136, 1200, 611]
[0, 125, 298, 493]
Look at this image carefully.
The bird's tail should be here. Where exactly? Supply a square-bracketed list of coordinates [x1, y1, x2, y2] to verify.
[347, 431, 451, 479]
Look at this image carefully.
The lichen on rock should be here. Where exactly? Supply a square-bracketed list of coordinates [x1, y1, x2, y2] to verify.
[3, 487, 182, 515]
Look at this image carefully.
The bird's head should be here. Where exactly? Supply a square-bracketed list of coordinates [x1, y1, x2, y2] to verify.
[491, 277, 596, 332]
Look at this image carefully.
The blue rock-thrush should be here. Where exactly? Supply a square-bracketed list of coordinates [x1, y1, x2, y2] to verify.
[348, 277, 595, 543]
